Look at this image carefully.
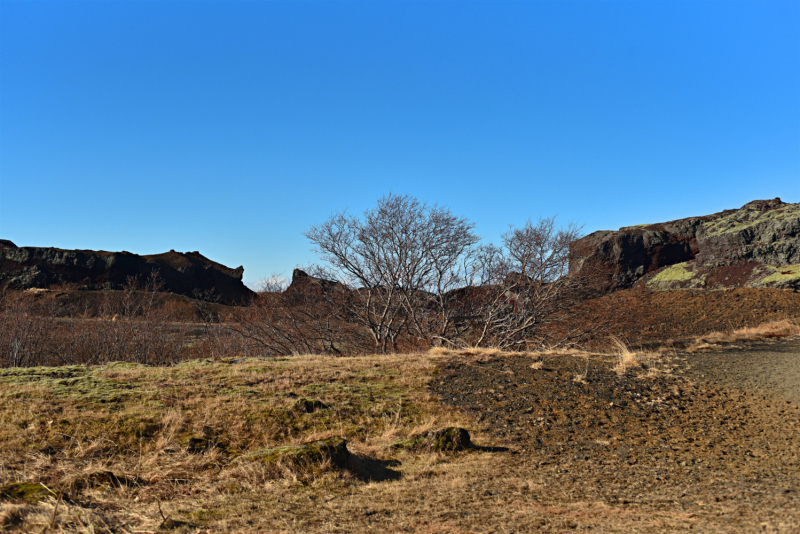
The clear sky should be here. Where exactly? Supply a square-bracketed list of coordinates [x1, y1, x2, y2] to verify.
[1, 0, 798, 287]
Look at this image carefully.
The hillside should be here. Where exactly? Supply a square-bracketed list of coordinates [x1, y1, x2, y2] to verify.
[570, 198, 800, 292]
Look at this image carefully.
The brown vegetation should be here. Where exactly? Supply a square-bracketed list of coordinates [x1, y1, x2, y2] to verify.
[0, 278, 254, 368]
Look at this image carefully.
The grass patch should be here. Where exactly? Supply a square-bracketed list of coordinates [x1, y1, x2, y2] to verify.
[689, 318, 800, 350]
[0, 352, 477, 532]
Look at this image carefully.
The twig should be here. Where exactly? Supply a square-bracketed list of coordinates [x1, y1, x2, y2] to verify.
[157, 499, 166, 522]
[50, 490, 63, 530]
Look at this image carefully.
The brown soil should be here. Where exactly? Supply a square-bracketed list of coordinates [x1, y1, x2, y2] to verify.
[431, 338, 800, 532]
[564, 287, 800, 348]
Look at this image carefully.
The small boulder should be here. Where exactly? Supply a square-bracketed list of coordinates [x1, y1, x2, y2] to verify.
[235, 437, 349, 469]
[71, 471, 140, 491]
[393, 427, 474, 452]
[180, 434, 227, 454]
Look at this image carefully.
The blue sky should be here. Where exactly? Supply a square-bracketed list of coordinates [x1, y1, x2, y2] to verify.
[1, 0, 798, 287]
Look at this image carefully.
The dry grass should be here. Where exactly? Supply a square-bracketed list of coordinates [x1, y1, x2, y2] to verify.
[0, 351, 487, 532]
[688, 318, 800, 351]
[3, 342, 795, 532]
[610, 336, 658, 376]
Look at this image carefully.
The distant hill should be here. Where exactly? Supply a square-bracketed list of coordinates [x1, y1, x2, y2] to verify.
[0, 240, 254, 305]
[569, 198, 800, 291]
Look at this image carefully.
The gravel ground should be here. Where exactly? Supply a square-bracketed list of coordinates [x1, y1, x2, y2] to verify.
[430, 338, 800, 532]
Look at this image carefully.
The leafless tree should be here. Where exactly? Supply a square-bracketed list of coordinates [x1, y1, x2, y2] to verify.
[470, 216, 590, 350]
[304, 194, 480, 352]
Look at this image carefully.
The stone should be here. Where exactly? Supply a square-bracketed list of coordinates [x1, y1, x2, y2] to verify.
[235, 437, 350, 469]
[293, 398, 329, 413]
[0, 243, 254, 304]
[392, 427, 474, 452]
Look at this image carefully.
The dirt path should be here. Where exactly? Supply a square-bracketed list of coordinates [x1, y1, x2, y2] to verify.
[431, 340, 800, 532]
[683, 337, 800, 405]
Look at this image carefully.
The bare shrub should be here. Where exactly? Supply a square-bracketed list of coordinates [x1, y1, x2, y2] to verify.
[0, 290, 50, 367]
[0, 275, 194, 367]
[230, 274, 371, 356]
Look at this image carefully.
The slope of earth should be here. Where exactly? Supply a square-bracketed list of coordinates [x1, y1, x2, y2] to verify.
[559, 287, 800, 348]
[4, 287, 237, 321]
[431, 340, 800, 532]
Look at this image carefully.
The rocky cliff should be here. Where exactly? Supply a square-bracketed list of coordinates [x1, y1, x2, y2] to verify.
[569, 198, 800, 291]
[0, 241, 255, 304]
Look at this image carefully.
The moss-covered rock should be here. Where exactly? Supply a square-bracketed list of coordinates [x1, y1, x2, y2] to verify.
[235, 437, 349, 469]
[180, 434, 228, 454]
[392, 427, 473, 452]
[570, 198, 800, 292]
[293, 397, 329, 413]
[759, 264, 800, 287]
[0, 482, 56, 504]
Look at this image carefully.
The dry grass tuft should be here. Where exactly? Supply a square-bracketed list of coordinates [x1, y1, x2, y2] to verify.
[610, 337, 657, 376]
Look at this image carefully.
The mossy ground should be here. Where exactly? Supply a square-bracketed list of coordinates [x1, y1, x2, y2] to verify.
[0, 353, 477, 532]
[759, 263, 800, 286]
[646, 261, 704, 289]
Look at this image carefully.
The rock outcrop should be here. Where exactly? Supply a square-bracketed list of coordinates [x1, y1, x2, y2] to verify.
[570, 198, 800, 291]
[0, 241, 254, 304]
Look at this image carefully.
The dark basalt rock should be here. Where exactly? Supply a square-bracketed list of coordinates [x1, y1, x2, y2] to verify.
[0, 241, 254, 305]
[570, 199, 800, 291]
[293, 397, 329, 413]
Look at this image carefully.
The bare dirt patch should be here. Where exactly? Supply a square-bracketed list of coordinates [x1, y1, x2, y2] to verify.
[431, 341, 800, 532]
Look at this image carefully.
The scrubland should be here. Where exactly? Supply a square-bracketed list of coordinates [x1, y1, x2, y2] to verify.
[2, 319, 799, 533]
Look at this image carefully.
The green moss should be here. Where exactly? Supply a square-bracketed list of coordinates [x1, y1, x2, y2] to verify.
[703, 203, 800, 237]
[0, 365, 145, 404]
[647, 262, 695, 286]
[0, 482, 56, 503]
[235, 437, 349, 468]
[760, 264, 800, 285]
[391, 427, 473, 452]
